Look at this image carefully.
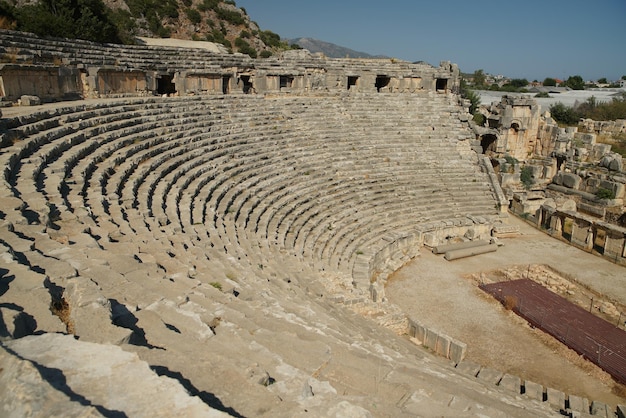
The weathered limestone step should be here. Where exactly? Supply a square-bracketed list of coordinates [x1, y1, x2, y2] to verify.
[1, 333, 227, 417]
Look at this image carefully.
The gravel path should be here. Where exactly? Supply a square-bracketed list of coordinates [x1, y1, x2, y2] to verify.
[386, 215, 626, 407]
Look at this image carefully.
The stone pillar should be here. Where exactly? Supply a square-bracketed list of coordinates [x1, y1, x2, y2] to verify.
[603, 229, 626, 260]
[571, 219, 589, 248]
[585, 227, 595, 251]
[552, 215, 562, 235]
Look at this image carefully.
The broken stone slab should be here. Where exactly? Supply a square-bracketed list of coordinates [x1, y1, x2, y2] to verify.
[0, 307, 38, 339]
[0, 343, 101, 417]
[1, 333, 228, 417]
[432, 239, 489, 254]
[443, 243, 497, 261]
[62, 277, 133, 345]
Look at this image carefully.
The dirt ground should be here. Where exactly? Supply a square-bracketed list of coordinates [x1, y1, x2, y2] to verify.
[386, 215, 626, 408]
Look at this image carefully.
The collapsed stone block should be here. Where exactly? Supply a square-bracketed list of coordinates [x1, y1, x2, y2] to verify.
[19, 95, 41, 106]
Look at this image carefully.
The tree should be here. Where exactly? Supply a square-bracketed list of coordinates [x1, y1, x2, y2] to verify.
[0, 1, 17, 29]
[564, 75, 585, 90]
[14, 0, 122, 43]
[509, 78, 529, 88]
[549, 102, 579, 125]
[543, 77, 557, 87]
[597, 77, 607, 84]
[464, 89, 481, 115]
[185, 8, 201, 24]
[499, 78, 529, 92]
[472, 69, 486, 89]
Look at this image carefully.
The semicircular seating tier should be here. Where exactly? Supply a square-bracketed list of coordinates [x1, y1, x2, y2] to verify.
[0, 93, 500, 297]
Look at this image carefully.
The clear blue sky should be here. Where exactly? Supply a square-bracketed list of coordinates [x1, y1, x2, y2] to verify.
[236, 0, 626, 82]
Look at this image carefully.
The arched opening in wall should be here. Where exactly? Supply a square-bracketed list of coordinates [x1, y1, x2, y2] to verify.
[280, 75, 294, 89]
[435, 78, 448, 92]
[375, 76, 391, 92]
[240, 75, 253, 94]
[157, 74, 176, 95]
[222, 75, 230, 94]
[480, 134, 498, 154]
[347, 76, 358, 90]
[511, 122, 520, 132]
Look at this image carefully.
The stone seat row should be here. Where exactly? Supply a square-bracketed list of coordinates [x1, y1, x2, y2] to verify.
[0, 30, 249, 69]
[1, 94, 499, 293]
[17, 111, 482, 272]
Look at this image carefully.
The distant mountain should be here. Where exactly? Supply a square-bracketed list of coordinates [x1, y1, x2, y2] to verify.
[287, 37, 389, 59]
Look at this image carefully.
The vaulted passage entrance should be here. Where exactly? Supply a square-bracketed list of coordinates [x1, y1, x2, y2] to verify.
[157, 74, 176, 95]
[347, 76, 359, 90]
[375, 76, 391, 92]
[480, 134, 497, 154]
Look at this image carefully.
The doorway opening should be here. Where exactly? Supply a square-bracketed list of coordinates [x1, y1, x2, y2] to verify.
[157, 74, 176, 95]
[375, 76, 391, 92]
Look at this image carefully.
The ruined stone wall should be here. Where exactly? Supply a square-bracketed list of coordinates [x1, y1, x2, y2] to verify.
[488, 97, 541, 160]
[579, 118, 626, 137]
[0, 29, 460, 101]
[0, 64, 81, 101]
[94, 69, 149, 96]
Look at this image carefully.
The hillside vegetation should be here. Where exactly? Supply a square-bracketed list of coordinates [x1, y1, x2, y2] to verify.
[0, 0, 299, 57]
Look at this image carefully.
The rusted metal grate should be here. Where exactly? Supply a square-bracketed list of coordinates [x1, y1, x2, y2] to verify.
[480, 279, 626, 384]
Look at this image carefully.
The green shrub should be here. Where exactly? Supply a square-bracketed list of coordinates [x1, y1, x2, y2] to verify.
[259, 30, 281, 47]
[185, 8, 202, 24]
[462, 89, 481, 115]
[216, 6, 245, 25]
[235, 37, 256, 58]
[520, 166, 534, 189]
[259, 50, 272, 58]
[504, 155, 518, 166]
[206, 29, 231, 47]
[549, 102, 580, 125]
[473, 113, 486, 126]
[15, 0, 123, 43]
[596, 188, 615, 200]
[200, 0, 220, 10]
